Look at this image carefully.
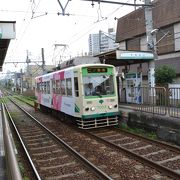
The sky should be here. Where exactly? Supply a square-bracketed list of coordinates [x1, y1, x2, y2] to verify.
[0, 0, 143, 73]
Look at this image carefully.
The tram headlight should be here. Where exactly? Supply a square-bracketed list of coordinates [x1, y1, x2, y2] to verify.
[85, 107, 89, 111]
[108, 105, 113, 109]
[91, 107, 95, 111]
[114, 104, 118, 108]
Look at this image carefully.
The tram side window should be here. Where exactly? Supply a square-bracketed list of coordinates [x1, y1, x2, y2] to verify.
[47, 81, 50, 94]
[60, 79, 66, 95]
[66, 78, 72, 96]
[44, 82, 47, 94]
[74, 77, 79, 97]
[41, 82, 44, 93]
[56, 80, 61, 94]
[39, 82, 42, 92]
[105, 76, 114, 94]
[37, 82, 40, 92]
[52, 80, 56, 93]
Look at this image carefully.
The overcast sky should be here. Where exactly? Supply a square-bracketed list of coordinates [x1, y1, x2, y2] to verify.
[0, 0, 142, 73]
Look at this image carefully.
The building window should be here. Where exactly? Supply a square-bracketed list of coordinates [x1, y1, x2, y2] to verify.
[156, 26, 174, 55]
[126, 37, 140, 51]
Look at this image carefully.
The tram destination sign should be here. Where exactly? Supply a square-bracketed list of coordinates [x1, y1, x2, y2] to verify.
[87, 67, 107, 73]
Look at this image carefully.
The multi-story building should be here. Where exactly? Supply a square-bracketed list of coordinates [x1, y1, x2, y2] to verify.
[88, 28, 118, 56]
[23, 64, 55, 95]
[115, 0, 180, 83]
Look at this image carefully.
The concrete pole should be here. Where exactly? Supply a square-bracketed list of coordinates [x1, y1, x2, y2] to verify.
[144, 0, 155, 88]
[41, 48, 45, 74]
[15, 73, 17, 92]
[20, 69, 23, 94]
[134, 0, 136, 10]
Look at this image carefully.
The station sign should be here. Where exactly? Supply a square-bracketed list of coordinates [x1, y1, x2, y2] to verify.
[116, 50, 154, 60]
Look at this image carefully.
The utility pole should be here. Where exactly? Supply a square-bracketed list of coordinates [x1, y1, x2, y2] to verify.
[20, 69, 23, 94]
[41, 48, 46, 74]
[26, 50, 30, 75]
[134, 0, 136, 10]
[144, 0, 155, 89]
[52, 44, 69, 67]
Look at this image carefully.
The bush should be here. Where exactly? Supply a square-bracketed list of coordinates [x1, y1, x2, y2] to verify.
[155, 65, 176, 85]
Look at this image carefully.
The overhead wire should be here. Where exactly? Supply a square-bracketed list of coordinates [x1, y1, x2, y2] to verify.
[6, 1, 32, 63]
[67, 0, 131, 47]
[9, 0, 43, 62]
[8, 0, 176, 66]
[0, 8, 98, 18]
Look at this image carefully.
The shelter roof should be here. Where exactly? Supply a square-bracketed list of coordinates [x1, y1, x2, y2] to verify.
[0, 21, 16, 71]
[94, 49, 154, 66]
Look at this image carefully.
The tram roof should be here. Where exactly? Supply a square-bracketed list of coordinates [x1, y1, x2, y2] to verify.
[95, 49, 154, 67]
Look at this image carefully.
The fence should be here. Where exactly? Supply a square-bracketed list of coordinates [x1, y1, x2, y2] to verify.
[119, 86, 180, 118]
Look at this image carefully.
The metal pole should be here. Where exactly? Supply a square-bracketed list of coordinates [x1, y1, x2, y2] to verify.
[2, 103, 22, 180]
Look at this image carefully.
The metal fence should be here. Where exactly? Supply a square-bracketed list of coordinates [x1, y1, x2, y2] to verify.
[119, 86, 180, 118]
[168, 88, 180, 118]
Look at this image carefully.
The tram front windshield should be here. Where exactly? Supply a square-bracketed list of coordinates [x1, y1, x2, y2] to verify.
[83, 75, 115, 97]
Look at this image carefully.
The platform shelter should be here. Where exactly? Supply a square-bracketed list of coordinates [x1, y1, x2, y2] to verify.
[0, 21, 16, 71]
[95, 49, 154, 104]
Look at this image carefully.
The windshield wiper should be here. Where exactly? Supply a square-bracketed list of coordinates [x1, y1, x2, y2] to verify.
[96, 92, 102, 98]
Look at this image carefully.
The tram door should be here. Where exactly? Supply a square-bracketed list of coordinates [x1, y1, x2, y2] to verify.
[125, 73, 142, 104]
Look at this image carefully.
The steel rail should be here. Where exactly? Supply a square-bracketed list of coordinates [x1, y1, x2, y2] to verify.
[11, 94, 180, 179]
[12, 95, 180, 178]
[9, 98, 113, 180]
[4, 103, 42, 180]
[113, 127, 180, 154]
[1, 103, 22, 180]
[85, 129, 180, 180]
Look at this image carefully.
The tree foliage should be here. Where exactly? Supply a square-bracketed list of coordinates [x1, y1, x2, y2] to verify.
[155, 65, 176, 85]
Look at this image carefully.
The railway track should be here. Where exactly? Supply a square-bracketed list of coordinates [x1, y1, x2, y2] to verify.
[6, 97, 178, 179]
[6, 98, 112, 179]
[86, 128, 180, 179]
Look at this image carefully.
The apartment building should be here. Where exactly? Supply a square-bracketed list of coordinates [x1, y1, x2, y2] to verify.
[88, 28, 118, 56]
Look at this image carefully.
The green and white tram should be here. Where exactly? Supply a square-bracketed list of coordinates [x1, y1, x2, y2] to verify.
[35, 63, 119, 129]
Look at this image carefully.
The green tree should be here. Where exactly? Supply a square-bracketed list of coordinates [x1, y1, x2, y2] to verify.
[155, 65, 176, 85]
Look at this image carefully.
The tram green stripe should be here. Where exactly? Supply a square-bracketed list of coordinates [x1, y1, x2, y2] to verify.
[75, 104, 80, 113]
[82, 112, 119, 119]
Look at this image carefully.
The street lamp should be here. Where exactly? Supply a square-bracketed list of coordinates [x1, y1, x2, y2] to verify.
[151, 28, 159, 35]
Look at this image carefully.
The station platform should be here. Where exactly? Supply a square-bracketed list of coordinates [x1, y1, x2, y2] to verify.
[0, 109, 7, 180]
[118, 103, 180, 146]
[119, 104, 137, 118]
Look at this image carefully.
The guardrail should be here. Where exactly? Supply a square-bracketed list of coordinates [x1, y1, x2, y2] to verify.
[1, 103, 22, 180]
[119, 86, 180, 118]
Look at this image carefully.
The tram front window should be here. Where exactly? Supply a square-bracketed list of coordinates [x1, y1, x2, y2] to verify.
[83, 75, 115, 96]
